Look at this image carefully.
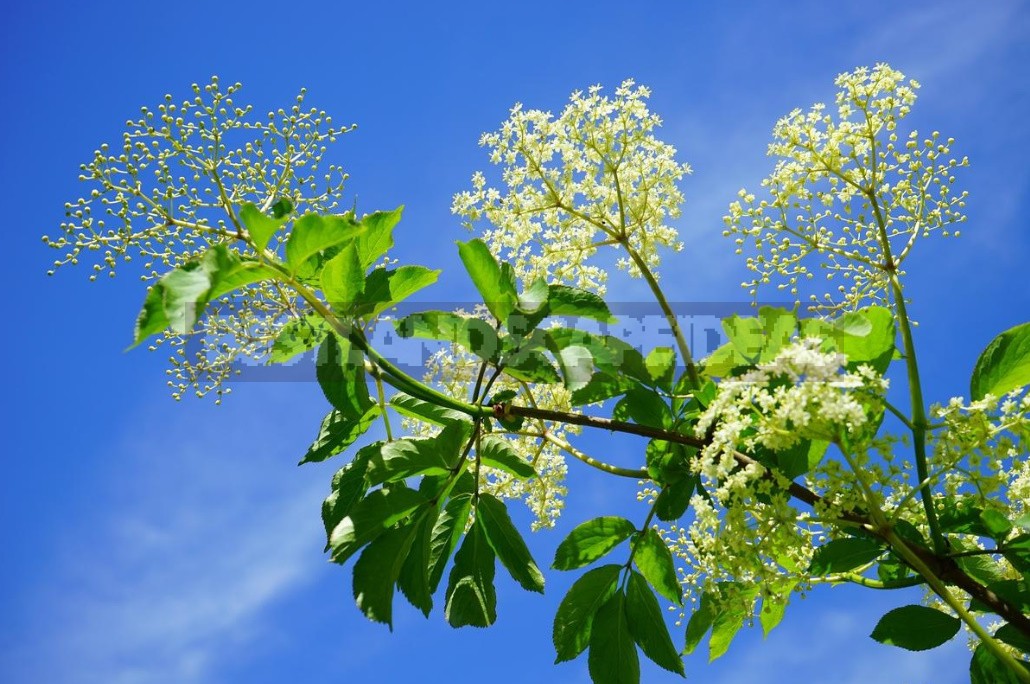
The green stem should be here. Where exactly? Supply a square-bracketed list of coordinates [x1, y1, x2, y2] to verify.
[371, 366, 394, 441]
[541, 431, 648, 479]
[865, 173, 944, 553]
[815, 572, 925, 590]
[620, 239, 701, 389]
[625, 494, 662, 576]
[888, 270, 944, 553]
[886, 530, 1030, 684]
[839, 425, 1030, 672]
[258, 258, 493, 421]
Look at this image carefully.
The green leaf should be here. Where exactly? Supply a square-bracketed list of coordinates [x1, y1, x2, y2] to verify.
[833, 310, 873, 337]
[488, 389, 524, 431]
[301, 405, 381, 464]
[971, 642, 1030, 684]
[478, 435, 536, 479]
[1006, 533, 1030, 552]
[723, 314, 764, 362]
[270, 313, 329, 363]
[774, 438, 829, 480]
[444, 519, 497, 628]
[708, 593, 749, 661]
[133, 245, 278, 344]
[995, 623, 1030, 655]
[397, 506, 440, 617]
[476, 493, 545, 593]
[647, 442, 694, 486]
[428, 493, 473, 593]
[759, 588, 792, 637]
[316, 334, 374, 418]
[518, 278, 550, 315]
[757, 307, 799, 362]
[654, 476, 696, 522]
[239, 202, 289, 252]
[1003, 534, 1030, 576]
[893, 518, 928, 549]
[366, 438, 454, 485]
[956, 551, 1008, 587]
[321, 242, 365, 308]
[321, 443, 378, 546]
[809, 538, 884, 575]
[353, 265, 440, 318]
[389, 392, 471, 428]
[588, 591, 639, 684]
[553, 516, 637, 571]
[356, 207, 402, 268]
[971, 322, 1030, 400]
[508, 279, 550, 338]
[970, 579, 1030, 614]
[546, 285, 616, 323]
[271, 198, 293, 219]
[553, 564, 622, 663]
[683, 592, 716, 655]
[633, 528, 682, 606]
[546, 329, 649, 380]
[329, 486, 426, 564]
[877, 553, 915, 584]
[570, 372, 638, 406]
[832, 306, 896, 374]
[352, 522, 418, 628]
[285, 213, 364, 276]
[750, 439, 825, 481]
[870, 605, 961, 651]
[939, 497, 992, 536]
[502, 348, 562, 384]
[700, 342, 746, 379]
[556, 345, 595, 392]
[981, 509, 1014, 539]
[205, 250, 281, 301]
[625, 571, 684, 676]
[457, 239, 518, 322]
[645, 347, 676, 390]
[395, 311, 501, 362]
[133, 283, 170, 345]
[615, 387, 672, 429]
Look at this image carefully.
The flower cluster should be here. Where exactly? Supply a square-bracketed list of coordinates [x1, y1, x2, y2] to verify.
[928, 389, 1030, 511]
[46, 77, 354, 400]
[655, 338, 891, 622]
[695, 337, 887, 482]
[724, 64, 969, 314]
[452, 80, 690, 293]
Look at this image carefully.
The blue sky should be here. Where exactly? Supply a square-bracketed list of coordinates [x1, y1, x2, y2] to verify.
[3, 2, 1028, 682]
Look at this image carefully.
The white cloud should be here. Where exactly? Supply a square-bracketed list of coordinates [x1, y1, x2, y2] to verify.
[711, 596, 972, 684]
[853, 1, 1026, 84]
[7, 387, 341, 684]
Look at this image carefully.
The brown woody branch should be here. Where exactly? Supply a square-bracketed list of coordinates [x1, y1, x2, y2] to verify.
[499, 402, 1030, 638]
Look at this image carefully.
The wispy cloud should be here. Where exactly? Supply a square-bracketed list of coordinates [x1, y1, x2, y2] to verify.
[710, 598, 971, 684]
[5, 388, 339, 684]
[853, 1, 1027, 84]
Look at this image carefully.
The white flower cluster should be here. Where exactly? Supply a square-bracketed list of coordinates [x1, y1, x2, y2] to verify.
[922, 389, 1029, 650]
[724, 64, 968, 314]
[452, 80, 690, 293]
[656, 338, 890, 621]
[928, 389, 1030, 511]
[695, 337, 886, 484]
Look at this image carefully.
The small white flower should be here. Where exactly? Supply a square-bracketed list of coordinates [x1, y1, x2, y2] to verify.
[453, 80, 690, 293]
